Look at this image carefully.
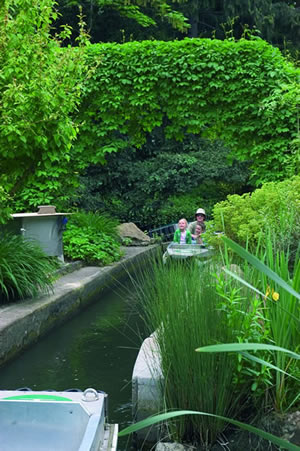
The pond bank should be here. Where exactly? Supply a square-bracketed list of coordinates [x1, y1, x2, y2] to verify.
[0, 245, 158, 367]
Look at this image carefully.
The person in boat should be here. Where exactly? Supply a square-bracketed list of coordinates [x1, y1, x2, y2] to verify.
[192, 224, 204, 244]
[188, 208, 206, 240]
[173, 218, 192, 244]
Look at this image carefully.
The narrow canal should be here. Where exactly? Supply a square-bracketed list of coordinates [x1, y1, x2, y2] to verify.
[0, 278, 146, 450]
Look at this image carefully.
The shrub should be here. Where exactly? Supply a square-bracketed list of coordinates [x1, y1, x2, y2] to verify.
[63, 211, 123, 265]
[73, 135, 251, 230]
[0, 234, 58, 303]
[154, 190, 203, 227]
[156, 181, 243, 227]
[0, 186, 11, 224]
[67, 211, 120, 237]
[207, 175, 300, 260]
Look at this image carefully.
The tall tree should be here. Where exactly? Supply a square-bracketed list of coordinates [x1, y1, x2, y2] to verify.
[176, 0, 299, 53]
[55, 0, 189, 43]
[56, 0, 299, 54]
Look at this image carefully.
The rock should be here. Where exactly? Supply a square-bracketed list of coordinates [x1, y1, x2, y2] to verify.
[281, 411, 300, 445]
[117, 222, 151, 245]
[155, 443, 194, 451]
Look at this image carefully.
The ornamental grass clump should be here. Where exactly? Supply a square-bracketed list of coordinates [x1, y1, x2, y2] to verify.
[121, 241, 300, 451]
[0, 234, 58, 303]
[135, 258, 250, 447]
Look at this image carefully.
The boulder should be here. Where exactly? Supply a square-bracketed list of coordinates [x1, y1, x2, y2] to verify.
[156, 443, 194, 451]
[117, 222, 151, 245]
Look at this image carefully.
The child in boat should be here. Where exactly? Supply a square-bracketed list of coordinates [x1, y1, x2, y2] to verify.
[194, 224, 203, 244]
[173, 218, 192, 244]
[188, 208, 206, 239]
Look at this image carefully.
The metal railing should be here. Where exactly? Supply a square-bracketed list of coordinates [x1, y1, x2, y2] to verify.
[147, 223, 177, 242]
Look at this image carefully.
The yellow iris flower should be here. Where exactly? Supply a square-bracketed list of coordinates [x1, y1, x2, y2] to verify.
[264, 285, 279, 301]
[272, 288, 279, 301]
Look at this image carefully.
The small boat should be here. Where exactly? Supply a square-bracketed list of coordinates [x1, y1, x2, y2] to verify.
[163, 243, 214, 263]
[0, 388, 118, 451]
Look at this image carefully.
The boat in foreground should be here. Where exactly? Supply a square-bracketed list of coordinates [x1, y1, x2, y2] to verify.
[0, 388, 118, 451]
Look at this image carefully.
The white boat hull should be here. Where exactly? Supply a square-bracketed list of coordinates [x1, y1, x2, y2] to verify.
[163, 243, 214, 263]
[0, 389, 118, 451]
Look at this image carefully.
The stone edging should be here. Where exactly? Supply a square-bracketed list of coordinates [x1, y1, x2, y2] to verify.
[0, 245, 159, 367]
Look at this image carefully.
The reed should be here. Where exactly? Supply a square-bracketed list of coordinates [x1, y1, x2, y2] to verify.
[136, 257, 248, 447]
[122, 241, 300, 450]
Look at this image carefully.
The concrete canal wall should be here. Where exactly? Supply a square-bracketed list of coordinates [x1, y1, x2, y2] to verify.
[0, 245, 159, 367]
[132, 332, 163, 443]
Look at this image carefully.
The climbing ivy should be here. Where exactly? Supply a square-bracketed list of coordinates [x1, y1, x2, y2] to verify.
[77, 38, 299, 184]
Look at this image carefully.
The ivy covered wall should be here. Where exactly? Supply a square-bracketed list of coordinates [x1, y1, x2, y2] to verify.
[77, 38, 299, 185]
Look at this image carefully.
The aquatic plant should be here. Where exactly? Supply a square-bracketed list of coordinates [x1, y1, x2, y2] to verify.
[119, 404, 300, 451]
[134, 257, 249, 447]
[221, 237, 300, 412]
[126, 238, 300, 449]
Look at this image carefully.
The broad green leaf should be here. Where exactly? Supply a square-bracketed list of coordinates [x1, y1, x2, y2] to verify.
[241, 352, 300, 381]
[222, 237, 300, 301]
[196, 343, 300, 360]
[118, 410, 300, 450]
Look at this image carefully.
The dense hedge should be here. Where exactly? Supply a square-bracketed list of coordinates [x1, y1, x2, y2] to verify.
[77, 38, 299, 184]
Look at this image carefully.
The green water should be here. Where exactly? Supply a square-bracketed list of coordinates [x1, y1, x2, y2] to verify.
[0, 279, 146, 450]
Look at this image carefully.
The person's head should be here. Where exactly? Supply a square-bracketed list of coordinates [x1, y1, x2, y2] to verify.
[178, 218, 188, 231]
[195, 208, 206, 223]
[195, 224, 203, 234]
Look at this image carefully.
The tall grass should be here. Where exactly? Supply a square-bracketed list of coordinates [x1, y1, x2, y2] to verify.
[121, 240, 300, 450]
[69, 211, 120, 237]
[0, 234, 58, 302]
[135, 258, 249, 447]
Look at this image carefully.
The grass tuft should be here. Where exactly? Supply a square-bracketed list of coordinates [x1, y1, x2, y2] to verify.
[0, 234, 58, 303]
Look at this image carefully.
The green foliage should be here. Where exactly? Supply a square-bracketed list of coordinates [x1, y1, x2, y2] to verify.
[63, 212, 123, 265]
[55, 0, 300, 60]
[123, 238, 300, 448]
[0, 186, 12, 224]
[156, 190, 204, 226]
[96, 0, 190, 32]
[74, 135, 250, 228]
[134, 258, 249, 446]
[58, 0, 189, 38]
[66, 211, 120, 236]
[215, 270, 273, 402]
[119, 409, 299, 451]
[77, 38, 299, 184]
[221, 237, 300, 412]
[0, 234, 59, 303]
[0, 0, 90, 199]
[156, 181, 246, 227]
[208, 175, 300, 259]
